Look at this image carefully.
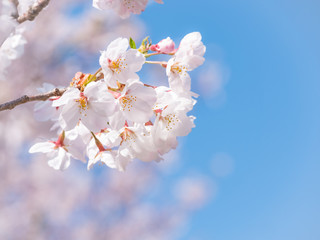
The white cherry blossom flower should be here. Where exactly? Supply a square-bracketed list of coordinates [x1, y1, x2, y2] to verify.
[87, 131, 129, 171]
[93, 0, 149, 19]
[176, 32, 206, 70]
[153, 86, 197, 154]
[166, 32, 206, 93]
[0, 32, 26, 60]
[87, 136, 117, 170]
[166, 58, 191, 93]
[52, 81, 115, 132]
[118, 124, 162, 162]
[136, 123, 163, 162]
[152, 104, 195, 155]
[99, 37, 145, 88]
[65, 123, 91, 162]
[115, 80, 157, 124]
[154, 86, 195, 112]
[29, 132, 81, 170]
[66, 122, 92, 145]
[0, 31, 26, 79]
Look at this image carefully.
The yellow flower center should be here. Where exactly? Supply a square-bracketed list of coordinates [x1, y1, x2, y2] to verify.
[119, 95, 136, 112]
[109, 58, 127, 74]
[76, 94, 89, 115]
[120, 128, 136, 144]
[164, 114, 180, 131]
[171, 62, 187, 76]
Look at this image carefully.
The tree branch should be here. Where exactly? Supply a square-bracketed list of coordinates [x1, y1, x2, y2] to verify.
[0, 88, 66, 112]
[16, 0, 50, 24]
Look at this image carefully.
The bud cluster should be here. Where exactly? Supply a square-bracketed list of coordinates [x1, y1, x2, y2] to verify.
[29, 32, 206, 171]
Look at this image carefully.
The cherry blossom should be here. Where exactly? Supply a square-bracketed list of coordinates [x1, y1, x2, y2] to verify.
[29, 132, 77, 170]
[118, 124, 162, 162]
[87, 132, 119, 170]
[93, 0, 162, 19]
[152, 104, 195, 155]
[166, 32, 206, 93]
[1, 32, 26, 60]
[154, 86, 196, 112]
[166, 58, 191, 93]
[176, 32, 206, 70]
[0, 31, 27, 80]
[52, 81, 115, 132]
[115, 80, 157, 124]
[99, 37, 145, 88]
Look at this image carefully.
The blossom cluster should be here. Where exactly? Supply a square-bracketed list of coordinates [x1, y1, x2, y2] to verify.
[0, 1, 27, 79]
[29, 32, 206, 171]
[93, 0, 163, 19]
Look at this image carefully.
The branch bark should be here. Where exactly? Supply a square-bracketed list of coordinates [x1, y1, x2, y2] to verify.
[0, 88, 66, 112]
[16, 0, 50, 24]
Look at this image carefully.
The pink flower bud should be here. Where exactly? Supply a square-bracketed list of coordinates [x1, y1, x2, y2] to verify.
[150, 37, 175, 54]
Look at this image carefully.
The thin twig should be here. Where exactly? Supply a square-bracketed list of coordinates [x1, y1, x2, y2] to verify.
[93, 67, 102, 78]
[0, 87, 66, 112]
[17, 0, 50, 24]
[145, 60, 167, 65]
[144, 52, 175, 58]
[144, 52, 162, 58]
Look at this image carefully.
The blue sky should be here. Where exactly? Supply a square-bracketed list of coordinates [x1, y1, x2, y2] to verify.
[140, 1, 320, 239]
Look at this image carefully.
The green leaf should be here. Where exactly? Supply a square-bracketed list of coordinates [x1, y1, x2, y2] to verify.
[129, 37, 136, 49]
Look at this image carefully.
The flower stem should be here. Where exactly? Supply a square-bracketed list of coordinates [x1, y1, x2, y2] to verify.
[144, 52, 162, 58]
[145, 60, 167, 65]
[93, 67, 102, 78]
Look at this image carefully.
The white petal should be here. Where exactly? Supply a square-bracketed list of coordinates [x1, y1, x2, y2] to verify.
[125, 49, 145, 72]
[90, 101, 115, 117]
[52, 87, 79, 107]
[48, 148, 71, 171]
[29, 141, 55, 153]
[106, 37, 128, 59]
[84, 81, 108, 100]
[100, 151, 117, 169]
[100, 130, 121, 147]
[185, 55, 205, 71]
[81, 110, 108, 132]
[117, 71, 139, 84]
[59, 101, 80, 130]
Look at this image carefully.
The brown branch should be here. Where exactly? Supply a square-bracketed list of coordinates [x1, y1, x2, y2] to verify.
[0, 88, 66, 112]
[16, 0, 50, 24]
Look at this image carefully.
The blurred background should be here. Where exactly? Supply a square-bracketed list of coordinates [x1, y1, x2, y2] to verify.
[1, 0, 320, 239]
